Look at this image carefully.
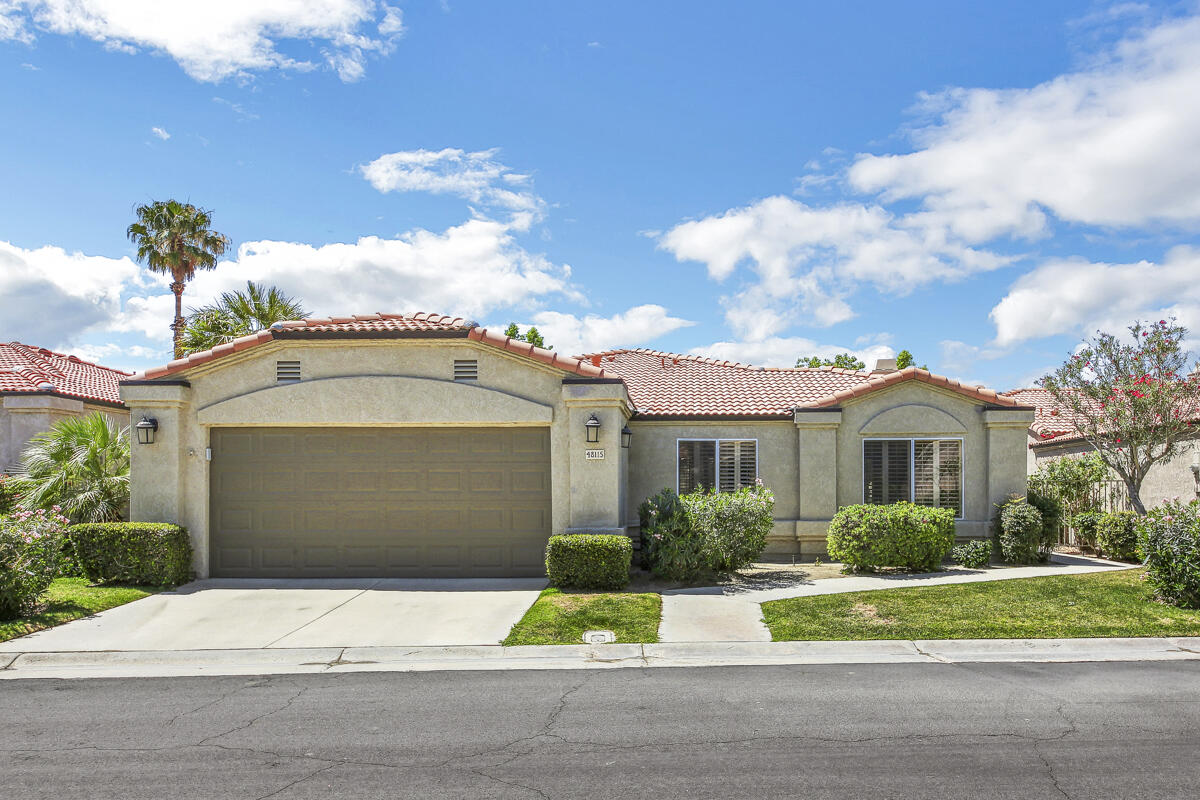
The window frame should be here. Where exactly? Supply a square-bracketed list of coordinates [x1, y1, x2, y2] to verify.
[675, 437, 759, 494]
[861, 437, 964, 519]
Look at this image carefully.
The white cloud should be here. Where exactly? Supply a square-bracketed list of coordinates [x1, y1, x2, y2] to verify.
[849, 14, 1200, 240]
[360, 148, 543, 215]
[988, 246, 1200, 346]
[658, 195, 1009, 338]
[150, 126, 169, 140]
[0, 1, 404, 82]
[687, 335, 895, 370]
[522, 305, 695, 356]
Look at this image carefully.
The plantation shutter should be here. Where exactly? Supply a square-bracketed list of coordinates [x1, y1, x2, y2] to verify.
[863, 440, 911, 505]
[678, 440, 716, 493]
[718, 441, 757, 492]
[915, 439, 962, 516]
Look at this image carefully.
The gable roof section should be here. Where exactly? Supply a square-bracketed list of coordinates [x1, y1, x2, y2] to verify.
[582, 349, 1027, 418]
[132, 312, 614, 381]
[0, 342, 130, 406]
[1003, 387, 1127, 447]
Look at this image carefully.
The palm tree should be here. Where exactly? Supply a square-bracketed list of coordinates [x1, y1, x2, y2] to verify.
[15, 413, 130, 523]
[181, 281, 309, 355]
[127, 200, 231, 359]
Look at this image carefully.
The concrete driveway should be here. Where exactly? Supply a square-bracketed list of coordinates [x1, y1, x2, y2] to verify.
[0, 578, 547, 652]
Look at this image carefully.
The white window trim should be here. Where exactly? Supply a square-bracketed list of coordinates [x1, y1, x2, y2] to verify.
[675, 438, 759, 494]
[861, 437, 965, 520]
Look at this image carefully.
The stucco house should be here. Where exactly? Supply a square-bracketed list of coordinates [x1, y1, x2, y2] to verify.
[1005, 387, 1200, 509]
[121, 313, 1034, 579]
[0, 342, 130, 473]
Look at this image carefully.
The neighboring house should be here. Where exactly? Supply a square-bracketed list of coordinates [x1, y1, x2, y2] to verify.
[121, 313, 1034, 579]
[0, 342, 130, 473]
[1004, 387, 1200, 508]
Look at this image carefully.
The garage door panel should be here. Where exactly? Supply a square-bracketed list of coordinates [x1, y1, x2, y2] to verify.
[210, 427, 553, 578]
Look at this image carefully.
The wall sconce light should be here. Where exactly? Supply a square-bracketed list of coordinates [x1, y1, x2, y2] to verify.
[584, 413, 601, 443]
[621, 425, 632, 449]
[135, 415, 158, 445]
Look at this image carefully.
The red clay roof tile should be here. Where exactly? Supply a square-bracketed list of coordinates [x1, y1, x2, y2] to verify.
[0, 342, 130, 405]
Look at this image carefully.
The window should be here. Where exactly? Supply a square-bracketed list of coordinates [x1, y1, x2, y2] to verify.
[863, 438, 962, 516]
[276, 360, 301, 383]
[678, 439, 757, 494]
[453, 359, 478, 381]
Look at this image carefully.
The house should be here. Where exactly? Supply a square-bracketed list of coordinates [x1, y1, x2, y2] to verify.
[0, 342, 130, 473]
[120, 313, 1035, 578]
[1005, 387, 1200, 508]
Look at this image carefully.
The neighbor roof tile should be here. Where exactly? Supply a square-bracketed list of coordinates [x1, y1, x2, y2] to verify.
[0, 342, 130, 405]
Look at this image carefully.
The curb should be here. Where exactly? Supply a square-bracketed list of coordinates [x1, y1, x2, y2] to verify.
[2, 637, 1199, 680]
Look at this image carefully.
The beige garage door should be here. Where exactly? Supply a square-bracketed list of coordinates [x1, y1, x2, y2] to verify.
[209, 427, 552, 578]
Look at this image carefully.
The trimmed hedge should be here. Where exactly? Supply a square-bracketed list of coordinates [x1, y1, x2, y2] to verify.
[998, 498, 1043, 563]
[827, 502, 956, 572]
[69, 522, 193, 586]
[1138, 501, 1200, 608]
[951, 539, 993, 569]
[1096, 511, 1140, 562]
[545, 534, 632, 590]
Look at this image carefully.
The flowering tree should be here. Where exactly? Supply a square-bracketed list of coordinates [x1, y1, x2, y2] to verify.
[1040, 319, 1200, 514]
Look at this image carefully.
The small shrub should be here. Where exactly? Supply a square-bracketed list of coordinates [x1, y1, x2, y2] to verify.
[69, 522, 193, 585]
[1138, 501, 1200, 608]
[998, 498, 1044, 564]
[1026, 487, 1063, 558]
[0, 475, 19, 516]
[639, 488, 706, 580]
[682, 484, 775, 572]
[0, 509, 68, 618]
[545, 534, 632, 590]
[827, 502, 956, 572]
[1096, 511, 1140, 562]
[951, 539, 993, 569]
[1071, 510, 1104, 551]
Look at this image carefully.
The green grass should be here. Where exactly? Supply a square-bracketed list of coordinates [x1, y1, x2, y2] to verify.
[503, 588, 662, 645]
[761, 568, 1200, 641]
[0, 578, 161, 643]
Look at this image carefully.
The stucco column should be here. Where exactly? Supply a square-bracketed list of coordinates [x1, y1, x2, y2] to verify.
[983, 408, 1036, 524]
[561, 380, 631, 535]
[793, 409, 842, 555]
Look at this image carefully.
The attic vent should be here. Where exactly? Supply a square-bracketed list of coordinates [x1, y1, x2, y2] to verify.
[276, 360, 301, 383]
[453, 359, 478, 381]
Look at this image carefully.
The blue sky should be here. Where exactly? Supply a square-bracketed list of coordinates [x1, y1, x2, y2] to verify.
[2, 1, 1199, 389]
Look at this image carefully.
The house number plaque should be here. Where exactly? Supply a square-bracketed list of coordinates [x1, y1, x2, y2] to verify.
[584, 449, 605, 460]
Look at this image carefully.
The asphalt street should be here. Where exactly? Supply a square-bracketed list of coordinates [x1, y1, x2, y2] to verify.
[2, 661, 1198, 799]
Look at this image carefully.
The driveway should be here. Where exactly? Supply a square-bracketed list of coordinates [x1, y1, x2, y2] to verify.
[0, 578, 547, 652]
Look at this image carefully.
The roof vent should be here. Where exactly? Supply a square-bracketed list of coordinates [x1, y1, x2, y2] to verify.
[872, 358, 898, 374]
[276, 360, 301, 383]
[269, 321, 286, 330]
[454, 359, 478, 381]
[36, 380, 54, 391]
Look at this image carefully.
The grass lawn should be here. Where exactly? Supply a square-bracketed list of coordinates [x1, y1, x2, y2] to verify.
[761, 568, 1200, 641]
[503, 588, 662, 646]
[0, 578, 161, 644]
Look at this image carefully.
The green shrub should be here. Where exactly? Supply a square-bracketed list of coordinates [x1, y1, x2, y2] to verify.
[1096, 511, 1140, 562]
[639, 488, 706, 580]
[0, 509, 68, 618]
[827, 502, 956, 572]
[951, 539, 993, 569]
[998, 498, 1044, 563]
[69, 522, 193, 585]
[0, 475, 19, 516]
[1138, 501, 1200, 608]
[545, 534, 632, 590]
[639, 485, 775, 581]
[1026, 487, 1063, 558]
[1071, 510, 1104, 551]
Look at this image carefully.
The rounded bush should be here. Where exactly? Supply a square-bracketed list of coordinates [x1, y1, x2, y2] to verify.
[639, 485, 775, 581]
[1138, 502, 1200, 608]
[545, 534, 632, 590]
[998, 499, 1043, 563]
[1071, 510, 1104, 551]
[69, 522, 193, 585]
[1096, 511, 1140, 562]
[951, 539, 993, 569]
[1025, 488, 1063, 557]
[827, 502, 956, 572]
[0, 509, 68, 619]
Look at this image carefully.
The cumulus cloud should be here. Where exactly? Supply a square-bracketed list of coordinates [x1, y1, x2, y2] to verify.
[360, 148, 543, 215]
[989, 246, 1200, 346]
[687, 335, 895, 370]
[522, 305, 695, 356]
[0, 1, 404, 82]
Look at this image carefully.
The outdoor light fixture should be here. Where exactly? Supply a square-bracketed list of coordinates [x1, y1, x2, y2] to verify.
[584, 413, 601, 443]
[135, 416, 158, 445]
[621, 425, 633, 449]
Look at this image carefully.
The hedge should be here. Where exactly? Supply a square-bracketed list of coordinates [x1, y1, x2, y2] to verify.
[68, 522, 193, 586]
[545, 534, 632, 590]
[638, 485, 775, 581]
[827, 502, 956, 572]
[1096, 511, 1140, 562]
[997, 498, 1044, 563]
[1138, 501, 1200, 608]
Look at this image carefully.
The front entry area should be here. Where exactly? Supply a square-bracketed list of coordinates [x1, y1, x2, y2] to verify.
[208, 426, 553, 578]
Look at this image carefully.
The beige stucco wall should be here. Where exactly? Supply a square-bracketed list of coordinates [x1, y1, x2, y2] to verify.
[1, 395, 128, 472]
[122, 339, 631, 577]
[1031, 437, 1200, 509]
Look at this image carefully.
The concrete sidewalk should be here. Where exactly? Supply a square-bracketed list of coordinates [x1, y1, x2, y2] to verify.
[3, 636, 1198, 680]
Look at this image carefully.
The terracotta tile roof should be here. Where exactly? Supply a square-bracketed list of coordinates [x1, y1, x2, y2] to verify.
[581, 349, 1028, 417]
[133, 312, 614, 381]
[1002, 387, 1114, 446]
[0, 342, 130, 406]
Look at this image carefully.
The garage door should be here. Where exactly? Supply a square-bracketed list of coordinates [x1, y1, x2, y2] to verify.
[209, 427, 552, 578]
